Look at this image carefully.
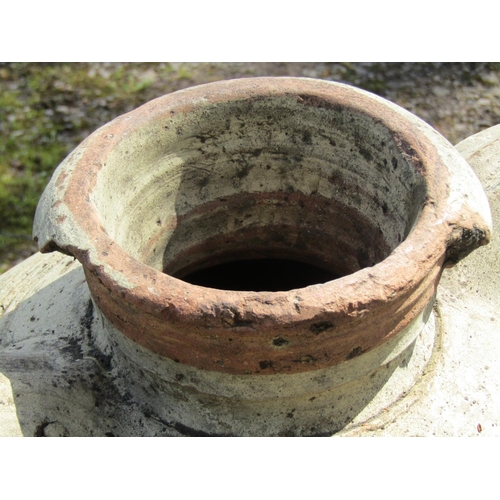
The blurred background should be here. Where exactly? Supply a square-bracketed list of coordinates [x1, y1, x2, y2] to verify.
[1, 62, 500, 273]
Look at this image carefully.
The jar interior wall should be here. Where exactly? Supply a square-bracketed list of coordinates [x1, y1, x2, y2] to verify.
[92, 96, 427, 290]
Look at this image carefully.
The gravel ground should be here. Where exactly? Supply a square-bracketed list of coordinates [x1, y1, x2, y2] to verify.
[1, 62, 500, 271]
[185, 62, 500, 145]
[118, 62, 500, 145]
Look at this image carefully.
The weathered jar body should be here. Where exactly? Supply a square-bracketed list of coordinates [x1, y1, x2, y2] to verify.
[32, 78, 491, 435]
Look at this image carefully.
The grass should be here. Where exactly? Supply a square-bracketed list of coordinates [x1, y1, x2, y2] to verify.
[0, 62, 187, 273]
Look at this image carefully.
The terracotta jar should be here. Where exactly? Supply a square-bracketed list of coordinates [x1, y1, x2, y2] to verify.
[33, 78, 491, 435]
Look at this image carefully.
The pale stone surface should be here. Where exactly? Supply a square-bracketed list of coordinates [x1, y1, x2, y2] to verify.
[1, 121, 499, 436]
[0, 250, 437, 436]
[0, 372, 23, 437]
[340, 125, 500, 436]
[0, 252, 180, 436]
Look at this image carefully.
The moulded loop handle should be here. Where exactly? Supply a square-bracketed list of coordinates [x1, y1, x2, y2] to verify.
[32, 153, 95, 261]
[443, 152, 492, 266]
